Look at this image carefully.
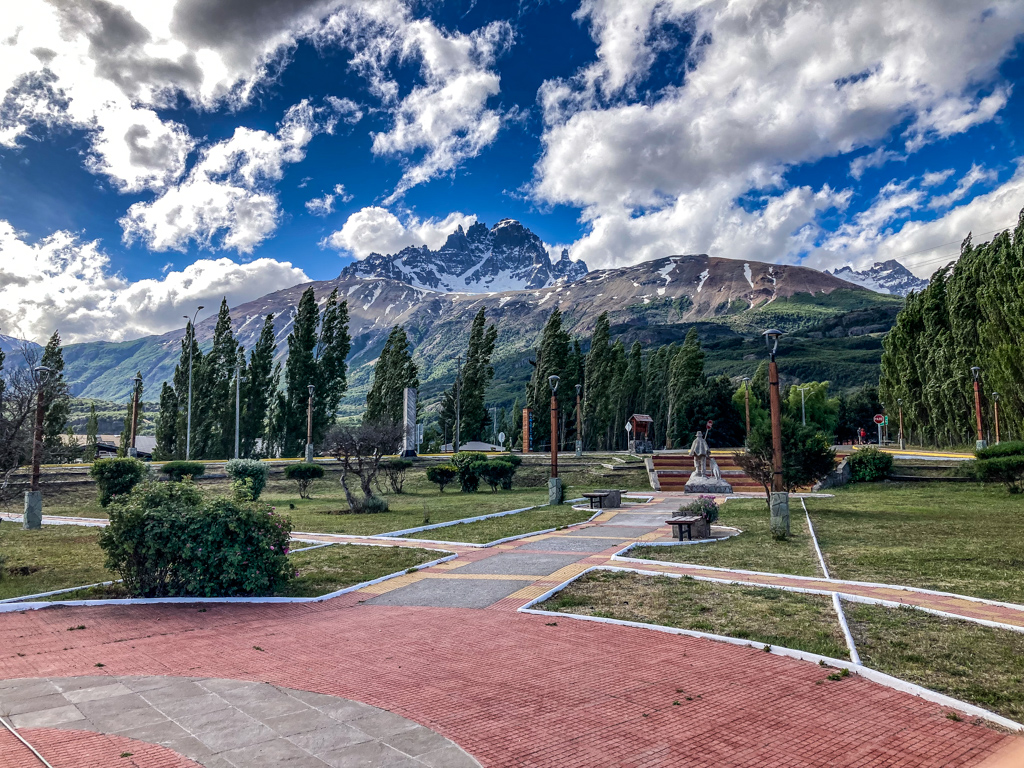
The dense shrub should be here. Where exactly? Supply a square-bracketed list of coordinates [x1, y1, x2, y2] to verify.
[498, 454, 520, 489]
[478, 460, 515, 492]
[89, 457, 148, 507]
[160, 461, 206, 482]
[98, 480, 292, 598]
[452, 451, 486, 492]
[351, 495, 390, 514]
[285, 463, 324, 499]
[679, 495, 719, 525]
[976, 441, 1024, 460]
[225, 459, 269, 500]
[426, 464, 457, 492]
[970, 456, 1024, 493]
[379, 458, 413, 494]
[849, 448, 894, 482]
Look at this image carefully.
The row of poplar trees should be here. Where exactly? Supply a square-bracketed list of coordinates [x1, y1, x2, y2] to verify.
[522, 309, 745, 452]
[154, 287, 351, 460]
[880, 210, 1024, 447]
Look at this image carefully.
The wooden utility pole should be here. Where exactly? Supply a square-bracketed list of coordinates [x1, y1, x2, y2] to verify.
[768, 359, 783, 492]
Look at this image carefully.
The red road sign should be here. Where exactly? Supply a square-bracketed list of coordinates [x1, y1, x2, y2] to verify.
[873, 414, 885, 424]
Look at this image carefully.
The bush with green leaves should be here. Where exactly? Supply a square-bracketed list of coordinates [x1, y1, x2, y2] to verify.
[285, 462, 324, 499]
[98, 480, 292, 598]
[225, 459, 269, 499]
[976, 441, 1024, 460]
[379, 458, 413, 494]
[160, 461, 206, 482]
[497, 454, 520, 489]
[734, 418, 837, 503]
[849, 448, 894, 482]
[477, 460, 515, 492]
[89, 457, 148, 507]
[426, 464, 457, 492]
[351, 495, 390, 514]
[970, 455, 1024, 493]
[679, 495, 719, 525]
[452, 451, 486, 492]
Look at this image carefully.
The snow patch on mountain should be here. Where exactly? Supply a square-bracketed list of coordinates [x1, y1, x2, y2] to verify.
[828, 259, 928, 296]
[342, 219, 588, 294]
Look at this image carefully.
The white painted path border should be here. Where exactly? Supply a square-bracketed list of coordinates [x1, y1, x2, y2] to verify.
[517, 564, 1024, 733]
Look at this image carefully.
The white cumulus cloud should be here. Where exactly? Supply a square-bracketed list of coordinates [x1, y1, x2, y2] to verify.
[322, 206, 476, 258]
[0, 220, 309, 344]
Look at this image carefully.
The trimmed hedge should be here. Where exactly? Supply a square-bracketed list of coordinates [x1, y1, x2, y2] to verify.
[99, 480, 292, 598]
[970, 455, 1024, 493]
[850, 448, 893, 482]
[477, 460, 515, 492]
[89, 457, 148, 507]
[976, 441, 1024, 460]
[285, 462, 324, 499]
[225, 459, 269, 500]
[160, 461, 206, 481]
[426, 464, 457, 492]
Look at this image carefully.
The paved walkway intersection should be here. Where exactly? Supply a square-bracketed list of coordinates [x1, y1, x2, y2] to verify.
[2, 495, 1023, 766]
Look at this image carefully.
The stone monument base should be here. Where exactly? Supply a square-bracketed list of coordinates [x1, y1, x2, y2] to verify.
[24, 490, 41, 530]
[548, 477, 563, 505]
[684, 473, 733, 494]
[770, 491, 790, 536]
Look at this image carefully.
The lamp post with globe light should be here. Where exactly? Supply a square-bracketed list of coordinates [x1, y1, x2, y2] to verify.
[763, 329, 788, 537]
[971, 367, 986, 450]
[575, 383, 583, 457]
[305, 384, 315, 462]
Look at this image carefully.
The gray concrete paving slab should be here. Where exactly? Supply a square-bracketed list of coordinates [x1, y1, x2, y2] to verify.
[0, 676, 480, 767]
[364, 578, 526, 608]
[452, 552, 581, 576]
[520, 536, 625, 553]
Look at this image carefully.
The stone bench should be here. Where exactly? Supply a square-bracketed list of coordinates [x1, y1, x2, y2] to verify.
[582, 492, 610, 509]
[592, 488, 622, 508]
[665, 515, 710, 541]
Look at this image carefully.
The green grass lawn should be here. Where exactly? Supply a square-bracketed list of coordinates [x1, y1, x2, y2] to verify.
[805, 484, 1024, 603]
[845, 601, 1024, 723]
[537, 570, 849, 659]
[0, 524, 110, 600]
[630, 499, 823, 577]
[277, 543, 440, 597]
[399, 503, 597, 544]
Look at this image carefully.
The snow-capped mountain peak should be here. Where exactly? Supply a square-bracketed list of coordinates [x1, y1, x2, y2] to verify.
[828, 259, 928, 296]
[341, 219, 588, 293]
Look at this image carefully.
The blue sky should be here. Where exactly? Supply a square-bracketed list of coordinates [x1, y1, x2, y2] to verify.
[2, 0, 1024, 343]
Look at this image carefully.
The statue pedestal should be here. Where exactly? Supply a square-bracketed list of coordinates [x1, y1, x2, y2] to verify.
[684, 473, 732, 494]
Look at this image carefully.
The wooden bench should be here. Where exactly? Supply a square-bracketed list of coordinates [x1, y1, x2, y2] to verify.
[665, 515, 703, 541]
[582, 492, 610, 509]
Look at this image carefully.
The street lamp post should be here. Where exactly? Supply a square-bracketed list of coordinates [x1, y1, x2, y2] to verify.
[897, 398, 905, 450]
[128, 373, 143, 457]
[24, 365, 51, 529]
[548, 375, 561, 504]
[971, 367, 986, 450]
[763, 329, 788, 537]
[183, 306, 204, 460]
[798, 386, 808, 426]
[992, 392, 1000, 445]
[305, 384, 315, 462]
[574, 383, 583, 457]
[234, 360, 246, 459]
[742, 377, 751, 445]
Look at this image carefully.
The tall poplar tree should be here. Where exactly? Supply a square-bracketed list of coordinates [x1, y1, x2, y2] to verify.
[526, 308, 570, 450]
[460, 309, 498, 441]
[366, 325, 419, 426]
[154, 382, 178, 460]
[240, 314, 278, 457]
[40, 331, 70, 457]
[206, 298, 239, 458]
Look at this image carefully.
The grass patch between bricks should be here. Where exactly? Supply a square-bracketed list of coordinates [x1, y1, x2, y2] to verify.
[806, 484, 1024, 603]
[629, 499, 822, 577]
[845, 601, 1024, 723]
[537, 570, 849, 659]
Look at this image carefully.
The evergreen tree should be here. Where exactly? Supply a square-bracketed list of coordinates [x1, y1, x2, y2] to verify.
[154, 382, 178, 460]
[668, 328, 705, 444]
[117, 379, 143, 457]
[173, 321, 203, 459]
[206, 298, 239, 458]
[460, 309, 498, 441]
[582, 312, 615, 449]
[365, 325, 419, 426]
[241, 314, 277, 457]
[527, 308, 571, 450]
[40, 331, 70, 458]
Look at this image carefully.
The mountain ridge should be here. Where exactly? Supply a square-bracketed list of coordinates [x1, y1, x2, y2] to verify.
[827, 259, 928, 296]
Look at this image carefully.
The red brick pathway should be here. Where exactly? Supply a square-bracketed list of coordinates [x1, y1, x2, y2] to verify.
[0, 596, 1016, 766]
[0, 726, 201, 768]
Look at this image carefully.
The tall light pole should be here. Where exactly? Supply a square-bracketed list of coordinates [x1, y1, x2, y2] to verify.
[763, 329, 788, 537]
[234, 359, 246, 459]
[128, 373, 143, 457]
[896, 398, 905, 450]
[305, 384, 315, 462]
[24, 365, 52, 529]
[992, 392, 1000, 445]
[548, 375, 561, 504]
[742, 376, 751, 445]
[797, 386, 808, 426]
[971, 367, 986, 450]
[575, 383, 583, 457]
[183, 306, 203, 459]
